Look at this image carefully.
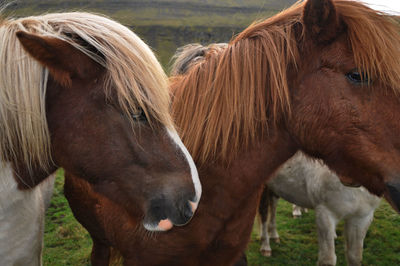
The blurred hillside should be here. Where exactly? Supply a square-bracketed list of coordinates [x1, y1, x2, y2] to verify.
[5, 0, 297, 67]
[7, 0, 297, 27]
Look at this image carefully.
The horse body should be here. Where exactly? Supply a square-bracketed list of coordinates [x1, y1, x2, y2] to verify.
[0, 163, 54, 266]
[0, 11, 201, 264]
[259, 152, 380, 265]
[65, 0, 400, 265]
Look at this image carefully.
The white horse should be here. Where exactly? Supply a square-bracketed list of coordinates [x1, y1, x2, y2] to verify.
[259, 152, 381, 266]
[0, 167, 54, 265]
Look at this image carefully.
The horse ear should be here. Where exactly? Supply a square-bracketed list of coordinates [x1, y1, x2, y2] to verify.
[16, 31, 98, 87]
[302, 0, 344, 44]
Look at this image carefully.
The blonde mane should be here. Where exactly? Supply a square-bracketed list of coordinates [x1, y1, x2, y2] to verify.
[0, 12, 172, 173]
[171, 0, 400, 165]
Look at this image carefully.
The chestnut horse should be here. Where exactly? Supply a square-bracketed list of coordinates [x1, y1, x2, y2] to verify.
[0, 12, 201, 265]
[258, 152, 381, 266]
[65, 0, 400, 265]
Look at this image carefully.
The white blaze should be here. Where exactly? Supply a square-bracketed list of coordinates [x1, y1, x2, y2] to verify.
[166, 129, 202, 206]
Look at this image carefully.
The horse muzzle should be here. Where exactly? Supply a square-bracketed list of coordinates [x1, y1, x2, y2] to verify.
[143, 197, 198, 232]
[384, 182, 400, 214]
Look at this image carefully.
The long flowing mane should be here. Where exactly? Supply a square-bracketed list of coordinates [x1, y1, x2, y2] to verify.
[171, 0, 400, 165]
[0, 12, 172, 173]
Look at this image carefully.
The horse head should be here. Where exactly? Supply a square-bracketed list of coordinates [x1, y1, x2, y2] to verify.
[0, 13, 202, 231]
[288, 0, 400, 212]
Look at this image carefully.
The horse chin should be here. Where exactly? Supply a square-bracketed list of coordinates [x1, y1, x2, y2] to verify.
[384, 182, 400, 214]
[143, 219, 174, 232]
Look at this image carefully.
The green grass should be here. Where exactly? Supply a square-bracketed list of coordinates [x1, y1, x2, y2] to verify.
[44, 173, 400, 265]
[43, 170, 92, 266]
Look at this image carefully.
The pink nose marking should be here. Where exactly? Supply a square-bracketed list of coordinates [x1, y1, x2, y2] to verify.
[158, 219, 173, 231]
[189, 201, 198, 213]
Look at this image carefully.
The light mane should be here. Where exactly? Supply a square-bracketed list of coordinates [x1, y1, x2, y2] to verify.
[0, 12, 172, 173]
[170, 43, 228, 76]
[171, 0, 400, 165]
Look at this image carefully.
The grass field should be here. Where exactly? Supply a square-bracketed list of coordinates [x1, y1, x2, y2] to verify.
[44, 170, 400, 265]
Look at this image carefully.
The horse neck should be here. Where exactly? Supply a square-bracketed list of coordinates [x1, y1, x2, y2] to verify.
[177, 130, 297, 264]
[198, 129, 297, 221]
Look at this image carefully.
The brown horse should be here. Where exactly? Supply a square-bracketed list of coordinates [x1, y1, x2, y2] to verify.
[0, 12, 201, 265]
[65, 0, 400, 265]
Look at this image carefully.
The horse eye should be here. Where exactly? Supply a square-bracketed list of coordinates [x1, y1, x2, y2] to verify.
[346, 70, 368, 84]
[131, 108, 147, 122]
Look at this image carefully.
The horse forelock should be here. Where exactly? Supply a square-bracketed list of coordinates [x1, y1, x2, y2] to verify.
[171, 0, 400, 166]
[334, 1, 400, 94]
[0, 12, 172, 174]
[238, 0, 400, 92]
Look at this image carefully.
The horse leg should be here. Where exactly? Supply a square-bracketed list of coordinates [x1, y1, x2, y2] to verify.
[91, 238, 111, 266]
[344, 213, 374, 266]
[268, 194, 280, 243]
[292, 205, 308, 216]
[315, 206, 338, 266]
[259, 186, 272, 257]
[292, 204, 302, 218]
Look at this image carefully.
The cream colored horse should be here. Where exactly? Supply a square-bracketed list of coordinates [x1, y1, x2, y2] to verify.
[259, 152, 381, 266]
[0, 167, 54, 266]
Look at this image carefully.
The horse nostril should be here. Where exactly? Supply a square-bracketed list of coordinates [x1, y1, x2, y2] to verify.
[182, 202, 194, 221]
[149, 198, 168, 221]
